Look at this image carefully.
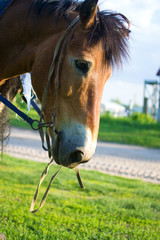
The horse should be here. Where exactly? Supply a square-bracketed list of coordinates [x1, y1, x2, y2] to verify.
[0, 0, 130, 169]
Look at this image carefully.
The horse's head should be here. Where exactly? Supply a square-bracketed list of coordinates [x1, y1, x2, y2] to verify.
[31, 0, 130, 168]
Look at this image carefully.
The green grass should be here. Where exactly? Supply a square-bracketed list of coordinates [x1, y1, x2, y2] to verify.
[99, 113, 160, 148]
[9, 100, 40, 129]
[0, 155, 160, 239]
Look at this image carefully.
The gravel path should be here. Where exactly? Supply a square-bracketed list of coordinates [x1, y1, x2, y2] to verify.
[3, 127, 160, 184]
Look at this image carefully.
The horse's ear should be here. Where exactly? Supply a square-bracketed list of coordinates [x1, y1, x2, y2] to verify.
[80, 0, 98, 29]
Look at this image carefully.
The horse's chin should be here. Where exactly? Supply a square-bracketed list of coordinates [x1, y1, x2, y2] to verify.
[52, 140, 79, 169]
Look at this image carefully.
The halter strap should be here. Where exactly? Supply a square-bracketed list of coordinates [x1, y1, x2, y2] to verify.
[30, 16, 86, 213]
[39, 16, 80, 157]
[41, 16, 79, 115]
[0, 0, 14, 18]
[0, 93, 34, 127]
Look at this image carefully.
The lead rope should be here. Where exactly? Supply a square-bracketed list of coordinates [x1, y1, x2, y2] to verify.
[30, 164, 85, 213]
[30, 161, 62, 213]
[30, 16, 85, 213]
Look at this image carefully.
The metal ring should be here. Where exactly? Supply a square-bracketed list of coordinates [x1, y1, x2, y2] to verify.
[31, 120, 40, 130]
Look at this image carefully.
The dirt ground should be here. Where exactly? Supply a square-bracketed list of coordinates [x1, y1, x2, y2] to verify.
[4, 127, 160, 184]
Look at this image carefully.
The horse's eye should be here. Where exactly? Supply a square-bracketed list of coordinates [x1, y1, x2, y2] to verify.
[74, 60, 91, 74]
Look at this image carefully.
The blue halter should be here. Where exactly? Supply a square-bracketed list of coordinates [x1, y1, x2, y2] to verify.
[0, 0, 14, 18]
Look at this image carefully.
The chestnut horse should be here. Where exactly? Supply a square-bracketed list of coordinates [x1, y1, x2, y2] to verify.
[0, 0, 130, 168]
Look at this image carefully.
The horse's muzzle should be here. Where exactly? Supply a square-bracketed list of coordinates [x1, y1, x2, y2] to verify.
[52, 124, 95, 168]
[53, 140, 89, 168]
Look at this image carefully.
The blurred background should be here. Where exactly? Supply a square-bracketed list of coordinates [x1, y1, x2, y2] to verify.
[99, 0, 160, 120]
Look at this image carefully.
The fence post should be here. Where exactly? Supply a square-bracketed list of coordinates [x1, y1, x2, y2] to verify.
[143, 97, 148, 115]
[158, 82, 160, 122]
[157, 69, 160, 122]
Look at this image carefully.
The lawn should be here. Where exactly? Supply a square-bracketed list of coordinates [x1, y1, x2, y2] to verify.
[0, 155, 160, 239]
[99, 113, 160, 149]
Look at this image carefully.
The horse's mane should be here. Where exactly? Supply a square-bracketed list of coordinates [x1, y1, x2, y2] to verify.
[30, 0, 130, 66]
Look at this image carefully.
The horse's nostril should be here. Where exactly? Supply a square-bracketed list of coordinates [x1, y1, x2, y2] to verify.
[68, 151, 83, 164]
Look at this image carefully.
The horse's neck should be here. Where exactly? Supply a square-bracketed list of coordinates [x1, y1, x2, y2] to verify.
[0, 0, 74, 80]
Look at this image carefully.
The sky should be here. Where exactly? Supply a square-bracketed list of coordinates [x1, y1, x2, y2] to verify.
[99, 0, 160, 106]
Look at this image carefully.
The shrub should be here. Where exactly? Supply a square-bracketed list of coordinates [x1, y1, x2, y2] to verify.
[130, 112, 156, 124]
